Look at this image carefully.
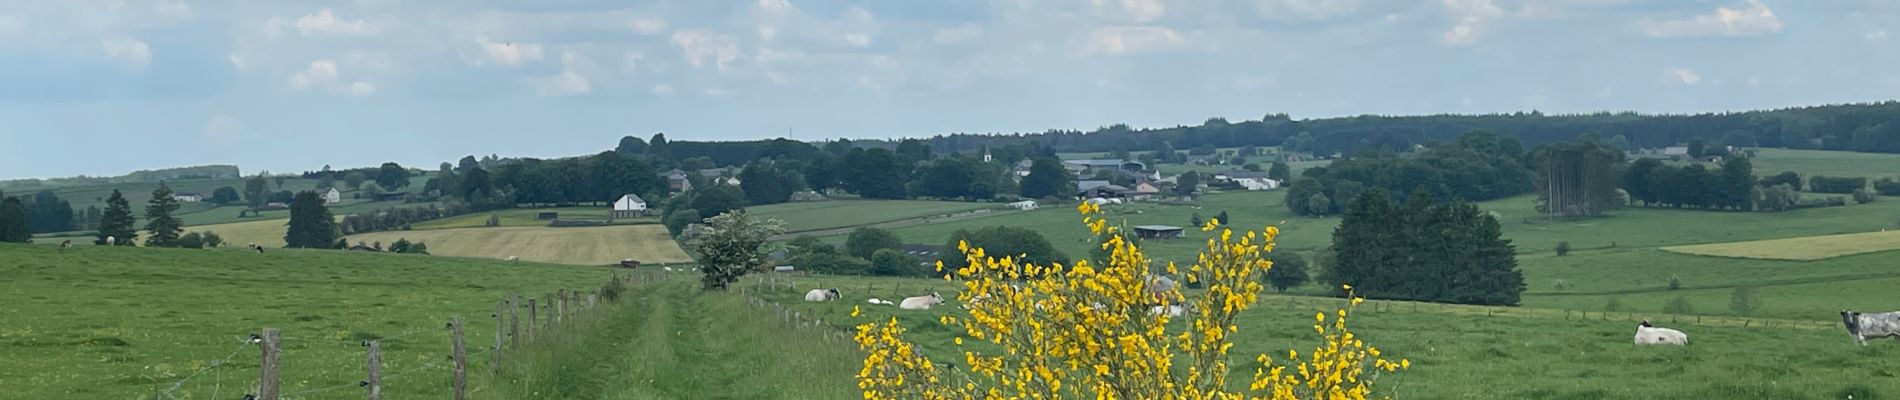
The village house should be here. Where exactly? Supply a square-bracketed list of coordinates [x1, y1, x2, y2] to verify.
[171, 192, 203, 203]
[611, 194, 648, 218]
[316, 187, 342, 205]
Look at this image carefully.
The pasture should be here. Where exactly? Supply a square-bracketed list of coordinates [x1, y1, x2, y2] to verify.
[755, 273, 1900, 399]
[747, 199, 1002, 234]
[410, 207, 659, 230]
[345, 225, 693, 265]
[0, 243, 614, 399]
[1748, 148, 1900, 180]
[1660, 230, 1900, 261]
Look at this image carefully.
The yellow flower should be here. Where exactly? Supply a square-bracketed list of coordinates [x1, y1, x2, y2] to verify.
[852, 306, 862, 318]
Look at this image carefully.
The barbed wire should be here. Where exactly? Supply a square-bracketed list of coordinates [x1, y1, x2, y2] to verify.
[155, 338, 253, 399]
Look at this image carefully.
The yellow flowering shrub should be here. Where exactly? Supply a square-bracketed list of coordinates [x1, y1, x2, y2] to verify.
[853, 202, 1409, 399]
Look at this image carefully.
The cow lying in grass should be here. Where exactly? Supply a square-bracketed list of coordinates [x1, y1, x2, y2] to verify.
[1634, 320, 1688, 345]
[804, 288, 841, 302]
[899, 292, 945, 310]
[1842, 310, 1900, 346]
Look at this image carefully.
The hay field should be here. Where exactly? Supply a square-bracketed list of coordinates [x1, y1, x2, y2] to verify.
[346, 225, 693, 265]
[1660, 230, 1900, 260]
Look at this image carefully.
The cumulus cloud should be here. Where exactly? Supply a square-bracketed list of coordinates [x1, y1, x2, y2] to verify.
[672, 30, 740, 69]
[526, 50, 593, 97]
[934, 24, 983, 44]
[289, 59, 375, 96]
[1092, 0, 1165, 23]
[1441, 0, 1504, 46]
[628, 17, 668, 35]
[476, 37, 544, 66]
[651, 84, 676, 96]
[1667, 67, 1702, 85]
[1079, 26, 1184, 56]
[204, 114, 242, 140]
[297, 8, 379, 37]
[100, 38, 151, 67]
[844, 32, 872, 47]
[1640, 1, 1782, 38]
[1256, 0, 1358, 21]
[228, 54, 246, 70]
[156, 0, 191, 20]
[1867, 29, 1889, 41]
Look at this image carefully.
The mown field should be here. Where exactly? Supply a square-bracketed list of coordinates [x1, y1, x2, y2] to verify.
[1661, 230, 1900, 261]
[0, 243, 615, 399]
[751, 273, 1900, 399]
[345, 225, 693, 265]
[410, 207, 658, 230]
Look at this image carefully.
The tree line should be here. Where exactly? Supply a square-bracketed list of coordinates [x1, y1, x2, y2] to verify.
[1284, 131, 1535, 216]
[1326, 189, 1523, 306]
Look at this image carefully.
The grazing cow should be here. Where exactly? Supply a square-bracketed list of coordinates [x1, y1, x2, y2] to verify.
[1842, 310, 1900, 346]
[805, 288, 841, 302]
[867, 298, 895, 306]
[899, 293, 944, 310]
[506, 256, 520, 262]
[59, 240, 71, 251]
[105, 236, 116, 246]
[1634, 320, 1688, 345]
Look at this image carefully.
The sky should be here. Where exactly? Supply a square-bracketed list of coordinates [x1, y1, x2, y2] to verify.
[1, 0, 1897, 179]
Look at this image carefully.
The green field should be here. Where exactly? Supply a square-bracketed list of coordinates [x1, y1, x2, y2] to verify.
[411, 207, 659, 230]
[0, 243, 615, 399]
[1662, 230, 1900, 261]
[346, 225, 694, 265]
[1748, 148, 1900, 180]
[747, 199, 1003, 234]
[21, 175, 438, 231]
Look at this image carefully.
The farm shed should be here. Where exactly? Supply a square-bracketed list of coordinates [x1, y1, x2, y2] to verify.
[171, 192, 203, 203]
[1133, 225, 1184, 239]
[612, 194, 649, 218]
[1007, 200, 1039, 210]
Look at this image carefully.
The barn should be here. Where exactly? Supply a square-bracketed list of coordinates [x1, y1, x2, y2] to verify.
[1133, 225, 1184, 239]
[612, 194, 649, 218]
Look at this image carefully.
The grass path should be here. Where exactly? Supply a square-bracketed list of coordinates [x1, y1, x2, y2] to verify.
[485, 275, 860, 399]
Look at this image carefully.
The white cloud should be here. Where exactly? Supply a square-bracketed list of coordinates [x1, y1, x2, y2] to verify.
[1092, 0, 1165, 23]
[1441, 0, 1504, 46]
[1867, 29, 1889, 41]
[934, 24, 983, 44]
[628, 17, 668, 35]
[297, 8, 379, 37]
[156, 0, 191, 20]
[228, 54, 246, 70]
[1079, 26, 1184, 56]
[100, 38, 151, 67]
[766, 71, 790, 84]
[204, 114, 241, 139]
[672, 30, 740, 69]
[757, 25, 779, 41]
[704, 88, 729, 96]
[651, 84, 676, 96]
[527, 71, 589, 96]
[289, 59, 376, 96]
[757, 0, 795, 13]
[1640, 1, 1782, 38]
[476, 37, 544, 66]
[262, 17, 288, 39]
[844, 33, 872, 47]
[1256, 0, 1359, 21]
[288, 60, 338, 90]
[1667, 67, 1702, 85]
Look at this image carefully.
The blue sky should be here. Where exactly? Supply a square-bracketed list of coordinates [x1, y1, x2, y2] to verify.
[1, 0, 1896, 179]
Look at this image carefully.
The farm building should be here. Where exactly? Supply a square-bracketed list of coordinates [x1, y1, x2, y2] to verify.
[1064, 159, 1146, 175]
[1077, 180, 1132, 199]
[1012, 159, 1035, 177]
[1215, 171, 1281, 191]
[657, 169, 694, 192]
[171, 192, 203, 203]
[612, 194, 649, 218]
[371, 191, 407, 201]
[316, 187, 342, 204]
[1133, 225, 1185, 239]
[1007, 200, 1039, 210]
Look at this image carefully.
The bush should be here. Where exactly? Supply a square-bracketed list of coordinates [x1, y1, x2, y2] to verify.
[663, 209, 699, 237]
[485, 213, 501, 227]
[1554, 241, 1570, 256]
[1667, 275, 1681, 290]
[791, 252, 870, 275]
[1265, 252, 1309, 293]
[1876, 178, 1900, 196]
[177, 232, 204, 249]
[868, 248, 922, 277]
[1662, 296, 1695, 314]
[201, 232, 223, 248]
[1758, 171, 1801, 189]
[1854, 188, 1879, 204]
[1729, 286, 1762, 316]
[1809, 176, 1867, 194]
[845, 227, 902, 259]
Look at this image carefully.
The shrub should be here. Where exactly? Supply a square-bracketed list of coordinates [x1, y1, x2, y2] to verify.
[176, 232, 204, 249]
[845, 227, 902, 259]
[854, 202, 1409, 399]
[485, 213, 501, 227]
[868, 249, 922, 277]
[1265, 252, 1309, 293]
[663, 209, 699, 237]
[1662, 296, 1695, 314]
[1809, 176, 1867, 194]
[1554, 241, 1570, 256]
[792, 252, 870, 275]
[1854, 188, 1879, 204]
[1729, 286, 1762, 316]
[201, 232, 224, 248]
[1667, 275, 1681, 290]
[1876, 178, 1900, 196]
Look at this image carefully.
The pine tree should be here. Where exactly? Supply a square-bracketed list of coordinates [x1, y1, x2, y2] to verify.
[0, 196, 30, 243]
[284, 191, 337, 248]
[1216, 210, 1230, 226]
[97, 190, 138, 246]
[143, 183, 185, 247]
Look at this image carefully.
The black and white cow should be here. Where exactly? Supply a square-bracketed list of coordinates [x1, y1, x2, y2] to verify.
[1842, 310, 1900, 346]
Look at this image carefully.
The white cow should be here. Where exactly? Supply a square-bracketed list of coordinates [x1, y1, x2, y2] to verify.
[866, 298, 895, 306]
[1148, 304, 1189, 318]
[1842, 310, 1900, 346]
[899, 292, 945, 310]
[1633, 320, 1688, 345]
[805, 288, 841, 302]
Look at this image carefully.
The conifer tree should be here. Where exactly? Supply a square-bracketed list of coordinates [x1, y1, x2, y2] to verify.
[143, 183, 185, 247]
[97, 190, 138, 245]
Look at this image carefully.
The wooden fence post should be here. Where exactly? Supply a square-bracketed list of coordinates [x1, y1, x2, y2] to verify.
[493, 301, 505, 374]
[526, 299, 537, 340]
[365, 340, 383, 400]
[544, 294, 554, 326]
[257, 327, 282, 400]
[589, 293, 598, 310]
[509, 293, 521, 348]
[557, 289, 567, 323]
[451, 317, 467, 400]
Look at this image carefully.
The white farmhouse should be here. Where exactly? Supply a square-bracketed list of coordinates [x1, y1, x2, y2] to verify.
[318, 188, 342, 205]
[612, 194, 649, 218]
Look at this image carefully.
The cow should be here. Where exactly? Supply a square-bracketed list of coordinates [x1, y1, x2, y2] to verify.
[1842, 310, 1900, 346]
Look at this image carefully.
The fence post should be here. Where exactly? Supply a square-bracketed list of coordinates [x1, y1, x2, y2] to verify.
[544, 293, 554, 326]
[365, 340, 383, 400]
[493, 301, 504, 374]
[557, 289, 568, 323]
[451, 317, 467, 400]
[589, 293, 598, 310]
[256, 327, 282, 400]
[509, 293, 521, 347]
[526, 299, 537, 340]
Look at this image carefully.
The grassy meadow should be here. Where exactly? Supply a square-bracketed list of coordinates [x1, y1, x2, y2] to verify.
[747, 199, 1003, 234]
[345, 225, 694, 265]
[0, 243, 616, 399]
[409, 207, 660, 230]
[1747, 148, 1900, 180]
